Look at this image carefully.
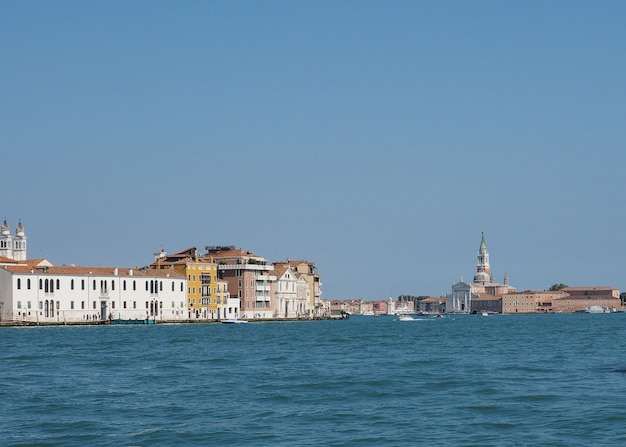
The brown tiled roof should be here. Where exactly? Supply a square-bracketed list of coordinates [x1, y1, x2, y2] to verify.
[205, 248, 262, 259]
[562, 286, 615, 291]
[2, 265, 184, 278]
[273, 264, 290, 279]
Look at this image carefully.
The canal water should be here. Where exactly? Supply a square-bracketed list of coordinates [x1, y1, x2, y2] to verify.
[2, 313, 626, 446]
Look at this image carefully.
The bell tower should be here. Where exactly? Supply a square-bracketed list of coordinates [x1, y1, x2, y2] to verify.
[476, 232, 490, 275]
[0, 219, 13, 259]
[13, 220, 27, 261]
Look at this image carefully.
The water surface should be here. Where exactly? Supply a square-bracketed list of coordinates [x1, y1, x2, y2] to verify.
[2, 314, 626, 446]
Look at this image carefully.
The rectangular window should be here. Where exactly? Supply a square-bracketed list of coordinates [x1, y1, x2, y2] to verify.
[27, 301, 32, 309]
[17, 278, 21, 289]
[112, 281, 115, 291]
[17, 301, 21, 309]
[123, 301, 127, 309]
[112, 302, 115, 309]
[171, 301, 175, 308]
[133, 301, 136, 309]
[81, 279, 85, 290]
[93, 301, 96, 309]
[71, 279, 75, 290]
[93, 280, 96, 290]
[27, 278, 31, 289]
[123, 280, 126, 291]
[71, 301, 74, 310]
[81, 301, 85, 309]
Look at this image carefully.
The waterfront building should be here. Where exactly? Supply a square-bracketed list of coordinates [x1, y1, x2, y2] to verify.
[203, 246, 275, 319]
[272, 264, 306, 318]
[551, 286, 620, 313]
[501, 290, 567, 314]
[151, 247, 221, 319]
[0, 261, 187, 324]
[0, 220, 27, 261]
[273, 259, 322, 317]
[447, 233, 516, 313]
[419, 297, 446, 314]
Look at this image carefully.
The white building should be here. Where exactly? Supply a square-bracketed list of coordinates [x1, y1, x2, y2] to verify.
[0, 261, 188, 324]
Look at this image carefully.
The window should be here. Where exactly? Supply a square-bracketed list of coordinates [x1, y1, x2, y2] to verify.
[17, 278, 21, 289]
[123, 301, 127, 309]
[71, 279, 74, 290]
[171, 282, 174, 291]
[93, 280, 96, 290]
[123, 280, 127, 291]
[17, 301, 22, 309]
[27, 301, 31, 309]
[92, 301, 96, 309]
[159, 281, 163, 292]
[112, 281, 115, 291]
[27, 278, 31, 289]
[56, 279, 60, 290]
[145, 281, 149, 291]
[112, 302, 115, 309]
[133, 281, 136, 291]
[71, 301, 74, 310]
[81, 301, 85, 310]
[133, 301, 136, 309]
[180, 282, 183, 292]
[81, 279, 85, 290]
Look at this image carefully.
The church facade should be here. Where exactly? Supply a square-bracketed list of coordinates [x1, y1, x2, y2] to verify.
[446, 233, 516, 313]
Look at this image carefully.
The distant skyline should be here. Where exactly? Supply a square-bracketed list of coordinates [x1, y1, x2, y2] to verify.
[2, 1, 625, 300]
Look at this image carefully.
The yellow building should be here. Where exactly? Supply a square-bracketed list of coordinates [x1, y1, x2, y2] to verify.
[150, 247, 219, 320]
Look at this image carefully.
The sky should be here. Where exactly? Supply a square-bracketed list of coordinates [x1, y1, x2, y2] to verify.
[2, 1, 625, 300]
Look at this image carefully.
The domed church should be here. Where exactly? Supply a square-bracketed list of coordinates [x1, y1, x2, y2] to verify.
[446, 232, 515, 313]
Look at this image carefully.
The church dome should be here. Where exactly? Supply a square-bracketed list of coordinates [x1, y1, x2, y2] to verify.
[473, 271, 490, 283]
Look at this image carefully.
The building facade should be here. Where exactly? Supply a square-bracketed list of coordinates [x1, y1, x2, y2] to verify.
[0, 261, 187, 324]
[273, 259, 322, 317]
[203, 246, 275, 319]
[151, 247, 221, 319]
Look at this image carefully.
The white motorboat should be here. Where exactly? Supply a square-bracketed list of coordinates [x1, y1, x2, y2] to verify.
[398, 314, 415, 321]
[221, 318, 248, 324]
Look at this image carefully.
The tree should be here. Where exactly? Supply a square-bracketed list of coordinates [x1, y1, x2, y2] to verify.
[549, 283, 568, 291]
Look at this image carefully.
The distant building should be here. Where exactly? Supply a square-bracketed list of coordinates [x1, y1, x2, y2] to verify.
[447, 233, 516, 313]
[419, 297, 446, 314]
[552, 286, 620, 313]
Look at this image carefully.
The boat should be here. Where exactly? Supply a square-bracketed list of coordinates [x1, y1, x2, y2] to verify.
[221, 318, 248, 324]
[587, 305, 609, 314]
[481, 311, 489, 317]
[398, 314, 416, 321]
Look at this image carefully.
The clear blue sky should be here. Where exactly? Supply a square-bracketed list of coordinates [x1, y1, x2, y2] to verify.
[2, 1, 625, 300]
